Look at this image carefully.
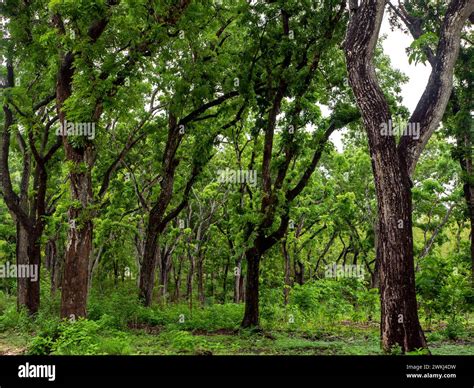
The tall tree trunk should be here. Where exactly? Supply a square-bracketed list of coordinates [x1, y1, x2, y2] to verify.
[186, 252, 194, 300]
[233, 256, 242, 303]
[344, 0, 472, 352]
[27, 229, 42, 315]
[157, 246, 167, 303]
[241, 248, 260, 328]
[459, 135, 474, 284]
[139, 112, 182, 305]
[345, 2, 426, 352]
[16, 224, 42, 315]
[60, 158, 94, 319]
[56, 50, 95, 319]
[16, 222, 29, 311]
[198, 255, 205, 305]
[139, 224, 159, 306]
[221, 256, 230, 304]
[282, 240, 291, 305]
[376, 160, 427, 352]
[45, 238, 62, 296]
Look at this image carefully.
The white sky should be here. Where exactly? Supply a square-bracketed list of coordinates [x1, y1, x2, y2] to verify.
[329, 14, 431, 151]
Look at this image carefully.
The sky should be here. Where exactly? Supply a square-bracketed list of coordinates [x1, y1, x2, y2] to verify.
[329, 13, 431, 151]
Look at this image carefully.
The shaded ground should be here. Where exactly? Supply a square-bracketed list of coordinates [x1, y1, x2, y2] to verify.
[0, 321, 472, 356]
[123, 323, 474, 355]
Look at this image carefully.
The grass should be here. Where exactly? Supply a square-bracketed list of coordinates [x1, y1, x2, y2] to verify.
[0, 285, 472, 356]
[1, 320, 471, 356]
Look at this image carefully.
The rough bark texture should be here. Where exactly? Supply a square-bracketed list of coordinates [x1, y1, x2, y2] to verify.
[241, 248, 261, 328]
[16, 222, 29, 309]
[344, 0, 473, 352]
[233, 256, 243, 303]
[398, 0, 474, 176]
[282, 240, 291, 305]
[392, 1, 474, 283]
[460, 134, 474, 283]
[55, 49, 94, 319]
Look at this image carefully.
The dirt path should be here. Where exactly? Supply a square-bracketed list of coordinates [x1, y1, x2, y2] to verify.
[0, 342, 26, 355]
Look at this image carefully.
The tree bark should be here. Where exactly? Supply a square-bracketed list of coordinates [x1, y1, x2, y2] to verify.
[139, 223, 160, 306]
[241, 248, 261, 328]
[282, 240, 291, 305]
[344, 0, 473, 352]
[233, 256, 243, 303]
[198, 254, 205, 305]
[16, 222, 29, 310]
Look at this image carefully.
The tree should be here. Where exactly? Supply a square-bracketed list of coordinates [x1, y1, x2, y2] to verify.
[1, 0, 61, 314]
[51, 0, 192, 318]
[137, 2, 246, 305]
[344, 0, 473, 352]
[388, 0, 474, 285]
[239, 0, 357, 328]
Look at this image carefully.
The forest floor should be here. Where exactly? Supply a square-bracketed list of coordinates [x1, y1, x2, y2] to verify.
[1, 288, 472, 355]
[0, 321, 472, 356]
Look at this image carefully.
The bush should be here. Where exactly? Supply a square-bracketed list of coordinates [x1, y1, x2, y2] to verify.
[160, 330, 204, 352]
[444, 318, 466, 340]
[0, 305, 31, 332]
[417, 254, 473, 323]
[88, 285, 141, 329]
[288, 279, 377, 324]
[0, 291, 12, 315]
[28, 316, 132, 355]
[135, 303, 243, 331]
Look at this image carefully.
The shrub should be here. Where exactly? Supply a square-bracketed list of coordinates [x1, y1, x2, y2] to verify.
[0, 305, 31, 332]
[88, 285, 141, 329]
[28, 316, 132, 355]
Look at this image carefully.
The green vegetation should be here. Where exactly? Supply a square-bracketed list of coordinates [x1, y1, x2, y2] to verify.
[0, 0, 472, 357]
[0, 279, 472, 355]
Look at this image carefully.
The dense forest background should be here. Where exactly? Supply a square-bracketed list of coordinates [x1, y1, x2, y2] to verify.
[0, 0, 473, 356]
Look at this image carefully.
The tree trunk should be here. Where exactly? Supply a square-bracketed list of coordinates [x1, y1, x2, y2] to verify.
[26, 230, 41, 315]
[16, 222, 29, 311]
[375, 162, 427, 352]
[459, 134, 474, 284]
[139, 225, 159, 306]
[197, 256, 205, 305]
[158, 249, 171, 304]
[173, 254, 184, 302]
[186, 253, 194, 300]
[282, 240, 291, 305]
[46, 238, 62, 296]
[241, 248, 260, 328]
[221, 256, 230, 304]
[233, 256, 242, 303]
[16, 222, 41, 315]
[60, 203, 93, 319]
[56, 50, 95, 319]
[344, 0, 437, 352]
[294, 259, 304, 286]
